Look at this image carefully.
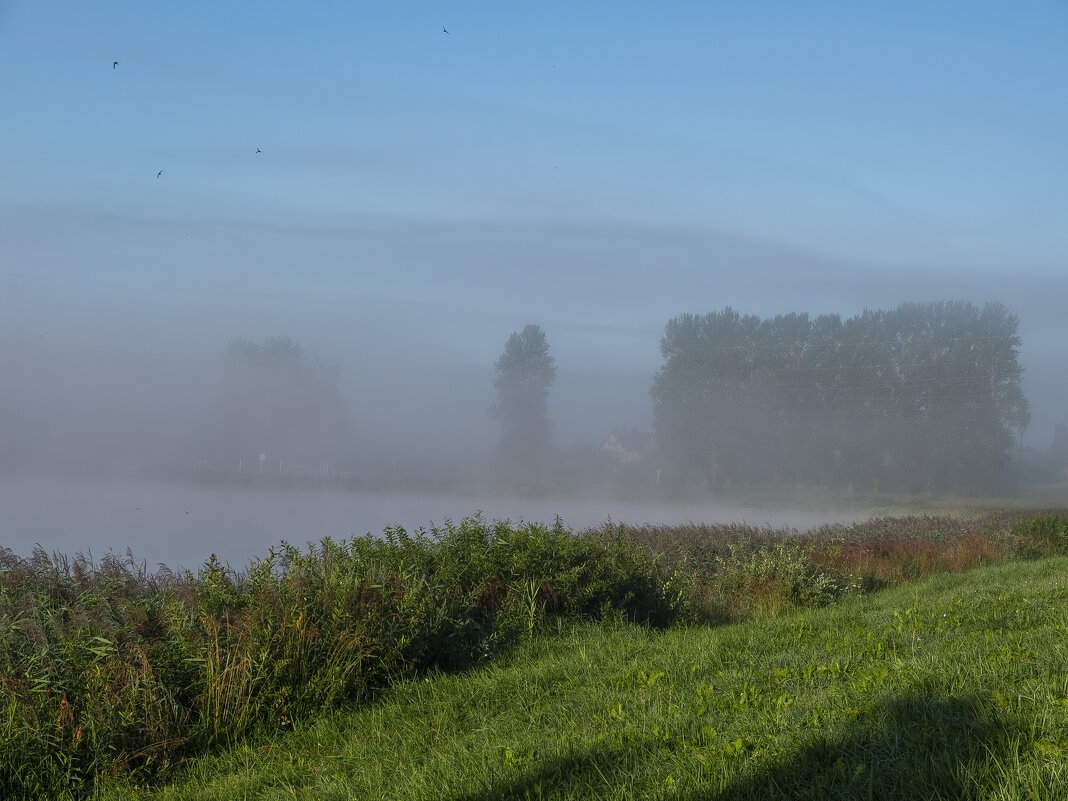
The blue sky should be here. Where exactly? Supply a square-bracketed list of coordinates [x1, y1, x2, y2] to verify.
[1, 0, 1066, 452]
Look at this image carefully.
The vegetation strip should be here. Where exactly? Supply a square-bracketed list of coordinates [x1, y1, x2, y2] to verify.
[1, 509, 1066, 798]
[106, 557, 1068, 799]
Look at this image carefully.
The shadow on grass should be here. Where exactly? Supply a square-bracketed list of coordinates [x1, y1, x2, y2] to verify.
[451, 693, 1009, 801]
[694, 693, 1007, 801]
[450, 740, 643, 801]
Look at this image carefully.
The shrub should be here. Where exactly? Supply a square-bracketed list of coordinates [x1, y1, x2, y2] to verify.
[715, 541, 843, 616]
[1008, 515, 1068, 559]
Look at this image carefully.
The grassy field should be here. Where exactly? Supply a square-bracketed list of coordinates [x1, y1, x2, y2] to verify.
[101, 556, 1068, 800]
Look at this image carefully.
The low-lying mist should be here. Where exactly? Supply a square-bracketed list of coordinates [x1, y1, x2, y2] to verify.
[2, 292, 1068, 568]
[0, 477, 859, 570]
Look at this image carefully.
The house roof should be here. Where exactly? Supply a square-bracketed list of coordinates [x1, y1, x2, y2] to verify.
[602, 431, 653, 454]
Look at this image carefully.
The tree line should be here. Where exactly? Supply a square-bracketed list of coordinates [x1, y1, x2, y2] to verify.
[215, 300, 1031, 494]
[651, 301, 1030, 493]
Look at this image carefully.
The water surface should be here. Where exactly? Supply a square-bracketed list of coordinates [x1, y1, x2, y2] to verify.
[0, 478, 857, 570]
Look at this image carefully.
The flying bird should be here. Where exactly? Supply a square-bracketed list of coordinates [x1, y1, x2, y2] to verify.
[442, 25, 449, 34]
[113, 61, 118, 69]
[256, 148, 261, 153]
[156, 170, 163, 179]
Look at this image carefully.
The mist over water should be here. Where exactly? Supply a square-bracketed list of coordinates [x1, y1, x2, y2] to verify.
[0, 478, 855, 570]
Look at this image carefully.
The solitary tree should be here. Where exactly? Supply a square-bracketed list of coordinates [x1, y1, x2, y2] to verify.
[489, 324, 556, 464]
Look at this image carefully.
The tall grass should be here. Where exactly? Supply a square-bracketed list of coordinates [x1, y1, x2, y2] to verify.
[0, 517, 674, 798]
[615, 508, 1068, 623]
[2, 508, 1067, 798]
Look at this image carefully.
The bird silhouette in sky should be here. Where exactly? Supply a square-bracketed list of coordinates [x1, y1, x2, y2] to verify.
[113, 61, 118, 69]
[443, 25, 449, 34]
[157, 170, 163, 179]
[256, 148, 261, 153]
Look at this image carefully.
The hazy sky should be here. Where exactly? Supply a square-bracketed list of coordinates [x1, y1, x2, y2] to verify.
[2, 0, 1066, 455]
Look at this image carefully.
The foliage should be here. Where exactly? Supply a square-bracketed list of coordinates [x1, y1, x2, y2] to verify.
[615, 508, 1065, 625]
[709, 540, 846, 617]
[651, 302, 1030, 493]
[98, 557, 1068, 800]
[488, 324, 557, 465]
[1007, 514, 1068, 559]
[0, 517, 674, 798]
[4, 508, 1068, 797]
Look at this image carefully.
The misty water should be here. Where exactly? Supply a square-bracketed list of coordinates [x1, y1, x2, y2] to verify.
[0, 479, 856, 571]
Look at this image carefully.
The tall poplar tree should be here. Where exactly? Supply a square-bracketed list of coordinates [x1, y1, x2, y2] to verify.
[489, 324, 556, 464]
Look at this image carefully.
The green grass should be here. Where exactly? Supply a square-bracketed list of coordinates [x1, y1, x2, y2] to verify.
[5, 510, 1068, 798]
[101, 556, 1068, 800]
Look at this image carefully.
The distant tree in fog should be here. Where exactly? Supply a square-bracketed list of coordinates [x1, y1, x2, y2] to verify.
[489, 324, 556, 465]
[649, 307, 760, 485]
[652, 302, 1030, 494]
[218, 337, 350, 463]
